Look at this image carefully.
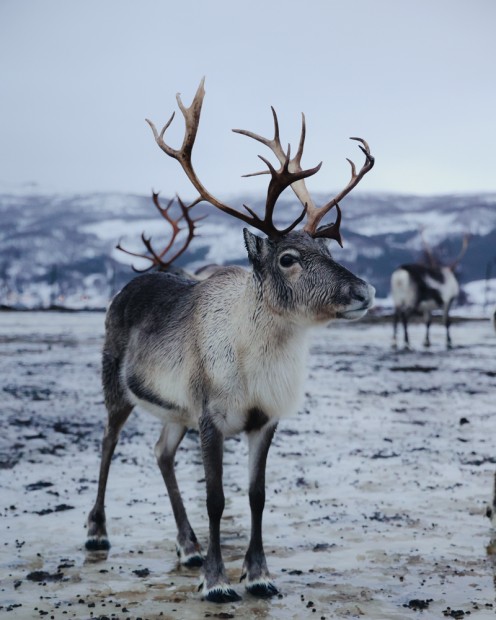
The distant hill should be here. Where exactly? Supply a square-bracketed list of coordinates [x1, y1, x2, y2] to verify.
[0, 190, 495, 312]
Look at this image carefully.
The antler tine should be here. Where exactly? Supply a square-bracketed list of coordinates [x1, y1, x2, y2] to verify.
[450, 234, 470, 269]
[289, 113, 319, 212]
[303, 137, 375, 239]
[115, 237, 158, 273]
[233, 107, 285, 160]
[257, 147, 322, 236]
[420, 227, 437, 267]
[233, 109, 319, 212]
[145, 77, 206, 175]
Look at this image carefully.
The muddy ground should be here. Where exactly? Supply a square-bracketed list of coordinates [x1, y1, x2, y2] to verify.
[0, 311, 495, 619]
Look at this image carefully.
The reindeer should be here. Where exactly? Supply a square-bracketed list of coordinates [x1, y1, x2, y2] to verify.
[391, 235, 468, 349]
[85, 79, 375, 603]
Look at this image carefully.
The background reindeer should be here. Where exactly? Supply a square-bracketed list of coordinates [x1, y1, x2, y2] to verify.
[391, 234, 468, 349]
[85, 79, 375, 603]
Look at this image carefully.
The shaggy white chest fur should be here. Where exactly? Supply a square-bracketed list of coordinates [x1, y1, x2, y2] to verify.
[124, 270, 311, 436]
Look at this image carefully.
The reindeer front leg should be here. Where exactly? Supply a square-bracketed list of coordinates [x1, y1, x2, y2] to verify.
[241, 421, 279, 597]
[199, 412, 241, 603]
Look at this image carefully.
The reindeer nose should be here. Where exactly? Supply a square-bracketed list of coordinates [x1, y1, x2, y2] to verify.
[351, 283, 375, 305]
[352, 291, 367, 303]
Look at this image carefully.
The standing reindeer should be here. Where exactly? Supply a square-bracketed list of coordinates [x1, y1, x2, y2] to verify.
[86, 79, 375, 603]
[391, 236, 468, 349]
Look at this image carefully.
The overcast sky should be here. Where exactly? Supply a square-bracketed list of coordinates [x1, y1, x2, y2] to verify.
[1, 0, 495, 200]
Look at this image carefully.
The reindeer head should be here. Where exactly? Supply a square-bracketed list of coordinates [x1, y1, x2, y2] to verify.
[140, 78, 375, 323]
[243, 229, 374, 324]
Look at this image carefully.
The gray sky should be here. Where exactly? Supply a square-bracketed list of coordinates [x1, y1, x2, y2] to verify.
[1, 0, 495, 199]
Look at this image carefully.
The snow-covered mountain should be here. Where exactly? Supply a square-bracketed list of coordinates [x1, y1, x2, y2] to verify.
[1, 190, 495, 313]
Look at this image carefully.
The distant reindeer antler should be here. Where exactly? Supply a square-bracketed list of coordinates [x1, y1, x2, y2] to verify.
[420, 228, 438, 267]
[419, 228, 470, 271]
[116, 192, 203, 272]
[234, 109, 374, 246]
[449, 234, 470, 269]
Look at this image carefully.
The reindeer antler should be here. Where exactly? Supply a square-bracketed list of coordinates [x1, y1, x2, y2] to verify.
[419, 229, 470, 270]
[305, 138, 374, 241]
[116, 192, 203, 272]
[420, 228, 437, 267]
[234, 109, 374, 246]
[450, 234, 470, 269]
[146, 78, 374, 243]
[146, 79, 323, 239]
[233, 108, 319, 214]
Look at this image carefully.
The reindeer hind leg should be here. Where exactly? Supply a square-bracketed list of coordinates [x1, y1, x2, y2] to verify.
[392, 310, 399, 349]
[401, 311, 411, 350]
[86, 352, 133, 552]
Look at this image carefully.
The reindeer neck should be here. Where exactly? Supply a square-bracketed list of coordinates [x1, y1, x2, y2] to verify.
[236, 271, 309, 350]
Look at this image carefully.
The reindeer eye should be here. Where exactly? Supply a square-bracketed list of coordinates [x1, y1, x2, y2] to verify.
[279, 253, 298, 268]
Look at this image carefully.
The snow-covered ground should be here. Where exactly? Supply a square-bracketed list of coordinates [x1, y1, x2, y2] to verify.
[1, 312, 495, 619]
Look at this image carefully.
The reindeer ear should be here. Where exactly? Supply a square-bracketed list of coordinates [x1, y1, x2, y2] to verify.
[243, 229, 268, 268]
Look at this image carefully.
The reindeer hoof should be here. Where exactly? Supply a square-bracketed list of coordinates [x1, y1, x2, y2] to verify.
[246, 579, 279, 598]
[85, 536, 110, 552]
[203, 585, 241, 603]
[183, 554, 203, 568]
[176, 542, 203, 567]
